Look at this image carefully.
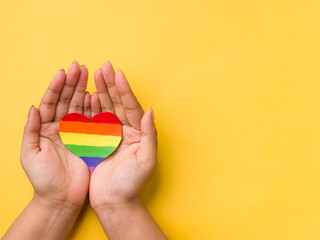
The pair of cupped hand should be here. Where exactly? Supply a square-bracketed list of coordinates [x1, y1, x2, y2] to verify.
[21, 61, 157, 213]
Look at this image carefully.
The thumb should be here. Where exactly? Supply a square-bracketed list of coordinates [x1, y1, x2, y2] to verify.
[21, 106, 40, 159]
[137, 108, 157, 165]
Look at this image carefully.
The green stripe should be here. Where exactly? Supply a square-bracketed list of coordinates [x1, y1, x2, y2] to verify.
[65, 144, 117, 157]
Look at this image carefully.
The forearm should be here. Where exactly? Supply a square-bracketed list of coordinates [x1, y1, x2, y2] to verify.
[94, 200, 167, 240]
[2, 194, 82, 240]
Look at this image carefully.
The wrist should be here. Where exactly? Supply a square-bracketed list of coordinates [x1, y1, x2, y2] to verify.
[31, 193, 82, 221]
[93, 198, 144, 221]
[92, 199, 167, 239]
[93, 199, 148, 237]
[2, 194, 83, 240]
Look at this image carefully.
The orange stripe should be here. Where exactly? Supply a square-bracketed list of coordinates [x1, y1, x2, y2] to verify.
[59, 121, 121, 136]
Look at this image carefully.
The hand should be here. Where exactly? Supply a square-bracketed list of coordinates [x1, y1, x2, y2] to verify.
[89, 62, 157, 210]
[21, 62, 91, 209]
[89, 62, 167, 240]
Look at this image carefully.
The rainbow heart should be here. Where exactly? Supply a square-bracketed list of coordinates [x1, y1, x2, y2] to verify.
[59, 112, 122, 173]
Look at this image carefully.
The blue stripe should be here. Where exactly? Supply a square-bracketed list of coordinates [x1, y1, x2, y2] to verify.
[80, 157, 105, 167]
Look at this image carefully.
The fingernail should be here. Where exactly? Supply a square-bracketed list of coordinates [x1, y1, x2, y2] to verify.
[150, 108, 154, 121]
[28, 105, 34, 119]
[59, 68, 65, 72]
[73, 61, 79, 64]
[81, 65, 86, 68]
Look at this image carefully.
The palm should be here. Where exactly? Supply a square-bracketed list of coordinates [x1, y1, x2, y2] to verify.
[33, 122, 88, 206]
[90, 125, 144, 206]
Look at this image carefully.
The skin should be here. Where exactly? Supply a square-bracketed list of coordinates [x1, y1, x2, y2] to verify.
[3, 62, 91, 240]
[90, 62, 167, 239]
[2, 61, 167, 240]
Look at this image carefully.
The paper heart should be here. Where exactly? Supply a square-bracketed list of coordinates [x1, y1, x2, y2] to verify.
[59, 112, 122, 173]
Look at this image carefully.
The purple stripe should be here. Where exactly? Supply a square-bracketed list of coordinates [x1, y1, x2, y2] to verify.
[80, 157, 105, 167]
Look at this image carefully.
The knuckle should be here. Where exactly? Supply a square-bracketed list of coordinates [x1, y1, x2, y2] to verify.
[102, 106, 114, 113]
[40, 101, 56, 109]
[110, 97, 122, 107]
[48, 87, 61, 95]
[124, 105, 137, 113]
[106, 81, 116, 88]
[59, 96, 71, 104]
[64, 82, 76, 89]
[70, 104, 83, 112]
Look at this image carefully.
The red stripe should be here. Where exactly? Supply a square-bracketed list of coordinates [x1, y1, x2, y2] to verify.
[91, 112, 121, 124]
[61, 112, 121, 124]
[61, 113, 89, 122]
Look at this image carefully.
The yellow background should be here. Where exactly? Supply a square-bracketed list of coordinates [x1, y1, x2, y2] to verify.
[1, 0, 320, 239]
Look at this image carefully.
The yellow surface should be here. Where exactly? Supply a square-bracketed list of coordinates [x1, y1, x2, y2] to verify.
[60, 132, 121, 147]
[1, 0, 320, 239]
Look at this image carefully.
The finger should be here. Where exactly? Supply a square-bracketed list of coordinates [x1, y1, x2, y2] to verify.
[101, 61, 129, 125]
[94, 68, 115, 113]
[54, 62, 81, 121]
[137, 108, 157, 167]
[84, 92, 91, 119]
[38, 69, 66, 123]
[21, 106, 41, 160]
[115, 70, 144, 130]
[68, 65, 88, 114]
[91, 92, 102, 118]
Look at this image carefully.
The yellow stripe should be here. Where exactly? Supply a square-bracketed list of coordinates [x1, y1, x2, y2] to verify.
[60, 132, 121, 147]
